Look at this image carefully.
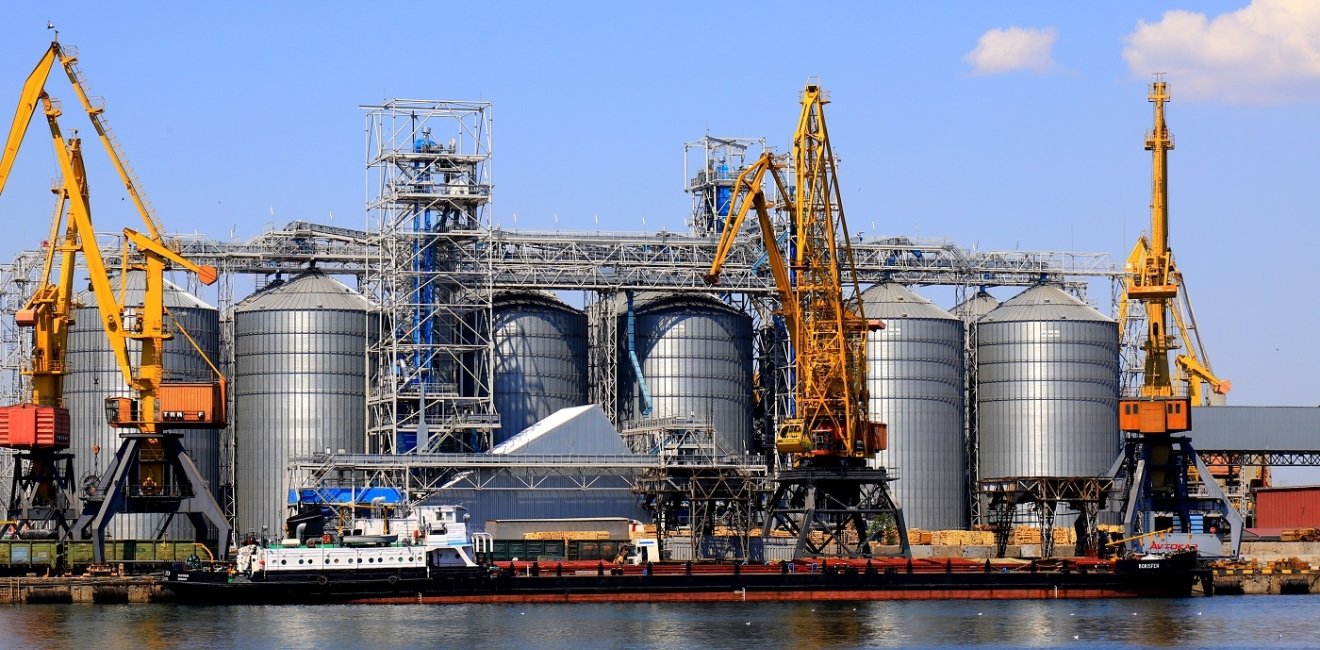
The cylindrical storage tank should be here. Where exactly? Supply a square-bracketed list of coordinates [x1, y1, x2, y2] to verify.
[976, 284, 1119, 480]
[491, 292, 588, 445]
[860, 283, 966, 530]
[234, 271, 369, 538]
[65, 273, 221, 540]
[618, 294, 753, 457]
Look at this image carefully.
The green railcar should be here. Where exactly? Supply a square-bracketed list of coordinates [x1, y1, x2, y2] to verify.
[567, 540, 624, 562]
[5, 539, 217, 574]
[490, 539, 568, 562]
[0, 540, 57, 572]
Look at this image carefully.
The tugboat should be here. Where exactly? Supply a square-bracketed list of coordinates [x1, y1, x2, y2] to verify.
[169, 504, 490, 602]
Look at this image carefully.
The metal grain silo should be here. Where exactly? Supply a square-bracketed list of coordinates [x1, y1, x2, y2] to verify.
[976, 284, 1119, 480]
[491, 292, 588, 445]
[65, 273, 221, 540]
[860, 283, 966, 530]
[234, 271, 369, 538]
[618, 294, 753, 457]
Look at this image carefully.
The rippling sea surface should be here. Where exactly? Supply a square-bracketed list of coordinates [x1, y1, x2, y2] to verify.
[2, 596, 1318, 649]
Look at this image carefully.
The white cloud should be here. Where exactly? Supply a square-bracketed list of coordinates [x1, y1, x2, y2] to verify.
[1123, 0, 1320, 104]
[965, 26, 1058, 76]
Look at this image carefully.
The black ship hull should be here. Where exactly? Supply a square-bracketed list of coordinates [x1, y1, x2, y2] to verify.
[166, 553, 1204, 605]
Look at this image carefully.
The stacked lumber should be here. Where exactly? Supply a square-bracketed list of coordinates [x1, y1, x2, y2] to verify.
[1269, 557, 1312, 571]
[1009, 527, 1041, 545]
[522, 530, 610, 541]
[931, 530, 996, 546]
[903, 529, 933, 545]
[1281, 528, 1320, 542]
[711, 526, 755, 538]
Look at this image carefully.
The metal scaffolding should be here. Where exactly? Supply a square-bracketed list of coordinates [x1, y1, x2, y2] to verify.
[622, 416, 770, 560]
[684, 135, 768, 238]
[363, 100, 497, 455]
[981, 476, 1114, 559]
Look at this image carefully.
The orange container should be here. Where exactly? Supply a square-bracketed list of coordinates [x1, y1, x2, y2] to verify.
[157, 383, 226, 427]
[0, 404, 70, 450]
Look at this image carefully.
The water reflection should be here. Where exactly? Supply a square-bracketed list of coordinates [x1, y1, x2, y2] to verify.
[0, 596, 1317, 649]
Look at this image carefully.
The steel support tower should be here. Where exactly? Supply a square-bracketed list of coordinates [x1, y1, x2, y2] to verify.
[363, 100, 498, 455]
[982, 476, 1113, 559]
[684, 135, 768, 238]
[622, 416, 770, 561]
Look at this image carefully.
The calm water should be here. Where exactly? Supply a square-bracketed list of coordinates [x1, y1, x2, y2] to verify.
[1, 596, 1317, 649]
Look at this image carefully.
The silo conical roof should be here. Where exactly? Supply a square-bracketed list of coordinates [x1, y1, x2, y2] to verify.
[494, 290, 575, 312]
[978, 284, 1109, 323]
[950, 290, 1001, 322]
[614, 291, 741, 316]
[858, 283, 959, 321]
[78, 271, 214, 310]
[236, 270, 370, 312]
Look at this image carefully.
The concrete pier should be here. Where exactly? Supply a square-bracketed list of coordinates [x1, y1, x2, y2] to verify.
[0, 577, 170, 604]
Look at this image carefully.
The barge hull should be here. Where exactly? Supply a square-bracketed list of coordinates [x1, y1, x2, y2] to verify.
[168, 559, 1200, 604]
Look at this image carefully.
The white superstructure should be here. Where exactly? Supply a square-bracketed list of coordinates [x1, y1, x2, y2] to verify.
[235, 504, 480, 577]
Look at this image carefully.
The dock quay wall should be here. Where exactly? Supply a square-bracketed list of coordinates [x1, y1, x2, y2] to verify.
[0, 576, 170, 604]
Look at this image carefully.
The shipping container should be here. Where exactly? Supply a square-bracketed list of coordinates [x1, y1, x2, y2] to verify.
[0, 404, 70, 449]
[1255, 485, 1320, 528]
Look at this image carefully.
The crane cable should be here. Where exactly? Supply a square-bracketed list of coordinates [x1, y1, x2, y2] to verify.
[161, 301, 223, 382]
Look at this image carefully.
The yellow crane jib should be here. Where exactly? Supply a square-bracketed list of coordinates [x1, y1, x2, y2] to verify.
[706, 83, 884, 461]
[1117, 76, 1227, 434]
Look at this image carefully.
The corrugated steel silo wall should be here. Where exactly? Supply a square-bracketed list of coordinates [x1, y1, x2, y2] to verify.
[492, 298, 588, 444]
[868, 317, 967, 530]
[618, 299, 753, 457]
[976, 320, 1119, 479]
[234, 308, 365, 537]
[66, 304, 221, 540]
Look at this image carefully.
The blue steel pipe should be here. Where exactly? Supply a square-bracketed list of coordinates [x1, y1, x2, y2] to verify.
[625, 291, 653, 417]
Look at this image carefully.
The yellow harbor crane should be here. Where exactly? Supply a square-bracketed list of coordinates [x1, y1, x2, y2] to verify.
[707, 82, 908, 558]
[1117, 76, 1229, 431]
[1113, 77, 1240, 558]
[0, 36, 230, 561]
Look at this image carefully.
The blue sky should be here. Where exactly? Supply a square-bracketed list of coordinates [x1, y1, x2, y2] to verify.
[2, 3, 1317, 472]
